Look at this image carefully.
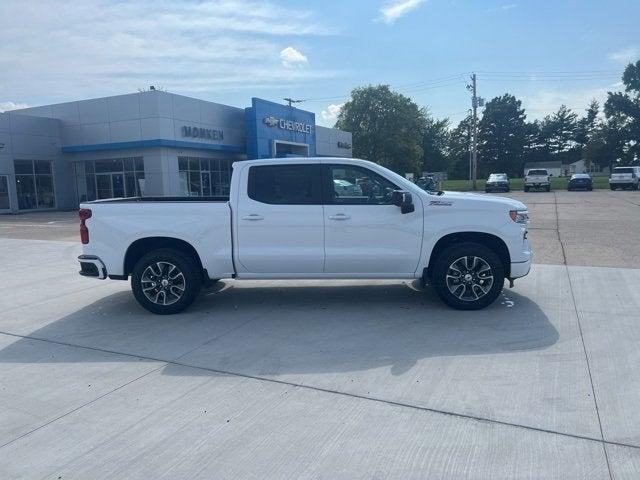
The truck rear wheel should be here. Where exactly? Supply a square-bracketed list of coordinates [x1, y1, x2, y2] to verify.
[131, 248, 201, 314]
[431, 242, 505, 310]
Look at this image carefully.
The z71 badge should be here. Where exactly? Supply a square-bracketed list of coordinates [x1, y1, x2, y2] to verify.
[429, 200, 453, 206]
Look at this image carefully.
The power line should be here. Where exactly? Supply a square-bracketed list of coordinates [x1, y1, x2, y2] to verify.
[301, 69, 620, 104]
[302, 73, 470, 103]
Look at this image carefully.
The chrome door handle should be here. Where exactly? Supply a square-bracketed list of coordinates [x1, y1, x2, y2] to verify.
[242, 214, 264, 221]
[328, 213, 350, 220]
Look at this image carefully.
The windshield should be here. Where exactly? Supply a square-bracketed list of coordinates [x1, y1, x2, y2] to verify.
[488, 174, 507, 181]
[571, 174, 590, 179]
[613, 167, 634, 174]
[374, 163, 442, 195]
[527, 169, 547, 176]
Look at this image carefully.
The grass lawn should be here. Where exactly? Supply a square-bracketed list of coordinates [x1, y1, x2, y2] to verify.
[440, 176, 610, 192]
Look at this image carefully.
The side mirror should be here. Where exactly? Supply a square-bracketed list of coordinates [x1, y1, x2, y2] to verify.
[392, 190, 414, 214]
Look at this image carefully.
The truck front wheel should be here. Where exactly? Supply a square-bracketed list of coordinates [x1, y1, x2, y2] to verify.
[431, 242, 505, 310]
[131, 248, 202, 314]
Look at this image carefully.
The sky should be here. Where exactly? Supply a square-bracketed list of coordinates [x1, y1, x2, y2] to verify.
[1, 0, 639, 127]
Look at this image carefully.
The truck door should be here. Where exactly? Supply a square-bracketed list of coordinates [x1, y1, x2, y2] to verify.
[322, 164, 423, 275]
[236, 163, 325, 274]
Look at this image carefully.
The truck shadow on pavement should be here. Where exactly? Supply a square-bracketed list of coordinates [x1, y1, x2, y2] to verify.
[0, 281, 558, 378]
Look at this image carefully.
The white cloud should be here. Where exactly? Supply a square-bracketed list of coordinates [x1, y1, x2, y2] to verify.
[379, 0, 426, 25]
[521, 84, 618, 121]
[0, 0, 337, 104]
[609, 46, 640, 64]
[0, 101, 29, 112]
[321, 103, 344, 121]
[487, 4, 516, 12]
[280, 47, 308, 68]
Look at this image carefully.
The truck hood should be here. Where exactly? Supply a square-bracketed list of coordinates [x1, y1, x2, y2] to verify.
[428, 191, 527, 211]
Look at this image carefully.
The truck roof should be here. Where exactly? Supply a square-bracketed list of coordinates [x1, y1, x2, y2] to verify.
[237, 157, 373, 167]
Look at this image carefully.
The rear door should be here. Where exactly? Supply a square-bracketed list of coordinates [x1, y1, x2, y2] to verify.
[322, 163, 423, 275]
[235, 163, 325, 274]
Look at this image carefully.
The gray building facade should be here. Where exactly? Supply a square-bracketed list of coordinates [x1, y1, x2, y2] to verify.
[0, 91, 352, 213]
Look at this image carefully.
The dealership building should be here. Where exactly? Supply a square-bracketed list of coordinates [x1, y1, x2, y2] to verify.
[0, 92, 352, 213]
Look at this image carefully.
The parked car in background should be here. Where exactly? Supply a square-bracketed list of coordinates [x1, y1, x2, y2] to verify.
[416, 176, 438, 192]
[567, 173, 593, 191]
[485, 173, 510, 193]
[524, 169, 551, 192]
[609, 166, 640, 190]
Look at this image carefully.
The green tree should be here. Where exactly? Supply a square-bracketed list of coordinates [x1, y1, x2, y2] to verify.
[540, 105, 580, 164]
[335, 85, 426, 175]
[604, 59, 640, 165]
[477, 94, 527, 177]
[421, 114, 450, 173]
[447, 115, 473, 179]
[576, 100, 600, 148]
[523, 120, 549, 168]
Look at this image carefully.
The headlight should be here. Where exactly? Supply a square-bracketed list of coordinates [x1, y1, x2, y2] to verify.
[509, 210, 529, 224]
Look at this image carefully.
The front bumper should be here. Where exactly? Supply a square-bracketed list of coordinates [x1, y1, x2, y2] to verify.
[486, 183, 509, 191]
[510, 259, 531, 279]
[569, 182, 592, 189]
[609, 180, 637, 186]
[78, 255, 107, 279]
[525, 182, 550, 187]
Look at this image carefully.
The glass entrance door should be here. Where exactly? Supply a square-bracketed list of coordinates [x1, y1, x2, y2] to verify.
[96, 174, 112, 199]
[0, 176, 10, 211]
[96, 173, 126, 199]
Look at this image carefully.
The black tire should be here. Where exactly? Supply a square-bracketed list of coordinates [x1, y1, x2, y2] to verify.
[524, 186, 529, 192]
[610, 185, 615, 190]
[505, 187, 510, 192]
[131, 248, 202, 314]
[545, 185, 551, 192]
[430, 242, 505, 310]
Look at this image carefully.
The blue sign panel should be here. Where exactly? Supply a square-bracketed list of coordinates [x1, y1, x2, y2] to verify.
[245, 98, 316, 159]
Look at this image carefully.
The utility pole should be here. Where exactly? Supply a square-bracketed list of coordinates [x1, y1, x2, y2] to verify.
[469, 73, 478, 190]
[283, 97, 303, 107]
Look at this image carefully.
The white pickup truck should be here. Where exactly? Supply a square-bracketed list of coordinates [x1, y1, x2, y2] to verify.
[78, 157, 532, 314]
[524, 169, 551, 192]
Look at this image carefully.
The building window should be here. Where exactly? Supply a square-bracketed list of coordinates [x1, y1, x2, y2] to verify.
[14, 160, 56, 210]
[74, 157, 144, 203]
[0, 176, 10, 210]
[178, 156, 231, 197]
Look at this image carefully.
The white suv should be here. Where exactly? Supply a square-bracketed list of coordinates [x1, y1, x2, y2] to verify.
[609, 166, 640, 190]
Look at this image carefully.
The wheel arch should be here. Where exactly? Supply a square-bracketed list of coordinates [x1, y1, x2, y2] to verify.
[123, 237, 205, 280]
[425, 231, 511, 279]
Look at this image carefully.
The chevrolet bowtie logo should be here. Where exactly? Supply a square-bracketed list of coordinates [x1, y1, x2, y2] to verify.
[263, 116, 279, 127]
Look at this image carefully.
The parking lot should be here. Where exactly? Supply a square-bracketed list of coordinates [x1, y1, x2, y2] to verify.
[1, 190, 640, 479]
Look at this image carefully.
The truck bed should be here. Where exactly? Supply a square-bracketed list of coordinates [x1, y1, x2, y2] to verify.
[85, 196, 230, 204]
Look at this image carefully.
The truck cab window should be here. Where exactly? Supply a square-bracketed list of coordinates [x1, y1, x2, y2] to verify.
[328, 165, 399, 205]
[248, 164, 322, 205]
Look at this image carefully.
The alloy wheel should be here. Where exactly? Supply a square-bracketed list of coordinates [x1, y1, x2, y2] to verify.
[445, 256, 494, 301]
[141, 261, 186, 305]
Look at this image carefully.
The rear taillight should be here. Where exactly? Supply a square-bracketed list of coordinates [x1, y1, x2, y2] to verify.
[79, 208, 92, 244]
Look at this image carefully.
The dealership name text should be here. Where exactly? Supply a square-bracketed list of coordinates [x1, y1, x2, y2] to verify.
[263, 116, 312, 134]
[181, 126, 224, 141]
